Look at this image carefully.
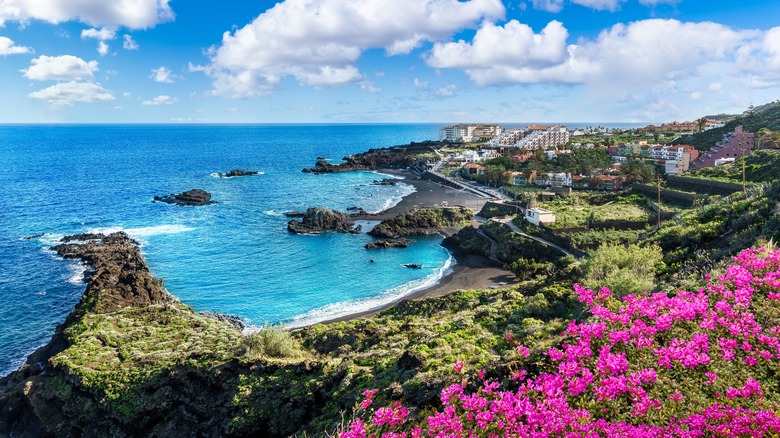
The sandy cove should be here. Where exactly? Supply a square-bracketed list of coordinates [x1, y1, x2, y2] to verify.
[320, 169, 521, 325]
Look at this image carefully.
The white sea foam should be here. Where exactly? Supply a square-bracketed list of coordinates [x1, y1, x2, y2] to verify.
[263, 210, 284, 217]
[286, 254, 454, 329]
[66, 261, 88, 285]
[87, 224, 195, 238]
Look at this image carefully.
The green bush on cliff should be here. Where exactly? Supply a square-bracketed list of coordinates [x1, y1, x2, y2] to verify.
[582, 243, 665, 298]
[243, 324, 305, 360]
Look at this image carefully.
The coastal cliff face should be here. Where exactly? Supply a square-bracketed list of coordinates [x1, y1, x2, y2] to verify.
[0, 233, 245, 437]
[369, 207, 474, 238]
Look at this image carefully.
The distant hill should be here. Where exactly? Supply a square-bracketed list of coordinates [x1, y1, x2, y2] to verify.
[674, 100, 780, 150]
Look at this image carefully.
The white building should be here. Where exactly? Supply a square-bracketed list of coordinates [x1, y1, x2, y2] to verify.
[515, 126, 570, 150]
[525, 207, 556, 226]
[441, 124, 501, 142]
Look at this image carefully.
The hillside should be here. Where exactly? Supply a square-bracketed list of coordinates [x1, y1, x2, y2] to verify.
[691, 149, 780, 183]
[4, 146, 780, 436]
[675, 100, 780, 149]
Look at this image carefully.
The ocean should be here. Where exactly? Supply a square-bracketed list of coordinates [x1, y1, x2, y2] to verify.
[0, 124, 452, 376]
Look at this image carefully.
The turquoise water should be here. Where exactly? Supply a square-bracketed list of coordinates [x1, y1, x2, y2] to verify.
[0, 124, 449, 375]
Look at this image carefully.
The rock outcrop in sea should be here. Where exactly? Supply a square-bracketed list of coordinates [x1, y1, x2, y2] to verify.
[154, 189, 213, 206]
[215, 169, 261, 178]
[287, 207, 361, 234]
[369, 207, 474, 239]
[364, 238, 412, 250]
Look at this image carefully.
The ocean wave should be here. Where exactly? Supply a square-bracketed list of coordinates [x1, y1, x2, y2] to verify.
[369, 182, 417, 214]
[87, 224, 195, 238]
[263, 210, 284, 217]
[285, 254, 454, 329]
[66, 261, 88, 285]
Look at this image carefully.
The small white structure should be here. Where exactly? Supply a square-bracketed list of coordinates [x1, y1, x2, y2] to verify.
[525, 207, 556, 226]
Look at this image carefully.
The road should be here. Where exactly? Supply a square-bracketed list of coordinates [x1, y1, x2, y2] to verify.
[495, 217, 584, 260]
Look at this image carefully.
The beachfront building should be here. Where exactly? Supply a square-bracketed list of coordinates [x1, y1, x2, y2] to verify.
[441, 124, 501, 143]
[515, 125, 569, 150]
[525, 207, 556, 226]
[691, 125, 754, 170]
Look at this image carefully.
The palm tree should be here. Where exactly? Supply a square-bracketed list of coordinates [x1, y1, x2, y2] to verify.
[697, 117, 708, 133]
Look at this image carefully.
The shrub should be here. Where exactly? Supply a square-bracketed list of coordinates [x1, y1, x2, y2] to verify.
[582, 243, 665, 298]
[342, 246, 780, 437]
[243, 324, 305, 359]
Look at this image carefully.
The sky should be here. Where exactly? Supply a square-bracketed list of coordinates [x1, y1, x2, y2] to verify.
[0, 0, 779, 124]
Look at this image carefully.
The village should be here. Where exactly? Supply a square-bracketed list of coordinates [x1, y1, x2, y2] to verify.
[425, 120, 757, 228]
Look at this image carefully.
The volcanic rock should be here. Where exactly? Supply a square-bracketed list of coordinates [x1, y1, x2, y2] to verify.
[216, 169, 261, 178]
[364, 238, 412, 250]
[287, 207, 359, 234]
[154, 189, 213, 206]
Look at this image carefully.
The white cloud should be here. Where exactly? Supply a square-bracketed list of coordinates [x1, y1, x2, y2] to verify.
[532, 0, 564, 13]
[427, 19, 752, 88]
[81, 27, 116, 41]
[427, 20, 571, 83]
[123, 34, 139, 50]
[23, 55, 99, 81]
[432, 83, 457, 98]
[150, 66, 177, 83]
[570, 0, 623, 11]
[690, 91, 702, 100]
[97, 41, 109, 56]
[359, 81, 381, 93]
[708, 82, 724, 91]
[0, 36, 31, 55]
[638, 0, 680, 5]
[142, 95, 177, 105]
[200, 0, 505, 97]
[0, 0, 174, 29]
[28, 81, 114, 106]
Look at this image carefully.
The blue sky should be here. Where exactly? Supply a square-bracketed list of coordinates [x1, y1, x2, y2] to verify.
[0, 0, 779, 123]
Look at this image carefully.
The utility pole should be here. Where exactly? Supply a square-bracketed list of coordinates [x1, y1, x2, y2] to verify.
[742, 141, 747, 196]
[657, 173, 662, 227]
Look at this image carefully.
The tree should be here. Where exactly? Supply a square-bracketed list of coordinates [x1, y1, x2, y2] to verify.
[697, 117, 708, 133]
[484, 165, 506, 187]
[620, 158, 655, 184]
[484, 156, 513, 170]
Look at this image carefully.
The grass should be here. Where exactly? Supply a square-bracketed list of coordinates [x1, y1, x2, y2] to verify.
[539, 193, 652, 228]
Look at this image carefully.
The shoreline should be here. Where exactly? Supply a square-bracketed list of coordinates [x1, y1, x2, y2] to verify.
[309, 168, 519, 327]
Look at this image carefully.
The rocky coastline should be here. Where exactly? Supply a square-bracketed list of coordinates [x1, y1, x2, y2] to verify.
[0, 232, 194, 435]
[301, 141, 443, 173]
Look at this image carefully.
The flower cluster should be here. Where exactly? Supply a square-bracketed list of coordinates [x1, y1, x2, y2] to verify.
[341, 247, 780, 437]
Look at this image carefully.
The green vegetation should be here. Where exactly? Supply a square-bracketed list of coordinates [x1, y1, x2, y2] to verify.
[676, 100, 780, 150]
[370, 207, 474, 238]
[649, 182, 780, 282]
[538, 193, 652, 228]
[243, 324, 306, 360]
[692, 150, 780, 183]
[581, 243, 665, 298]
